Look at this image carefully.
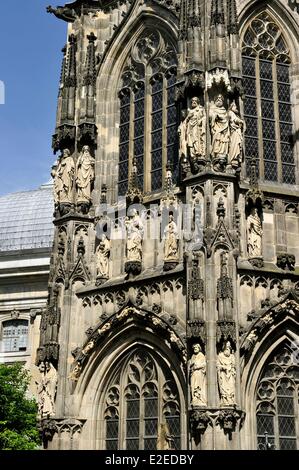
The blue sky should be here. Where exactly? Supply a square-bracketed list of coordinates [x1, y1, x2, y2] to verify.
[0, 1, 67, 195]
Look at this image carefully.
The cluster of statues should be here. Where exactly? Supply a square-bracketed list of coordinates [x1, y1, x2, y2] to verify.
[179, 94, 245, 172]
[189, 341, 236, 407]
[95, 210, 181, 279]
[36, 361, 58, 419]
[52, 145, 95, 207]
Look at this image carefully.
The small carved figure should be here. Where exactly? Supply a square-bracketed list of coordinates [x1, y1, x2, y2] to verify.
[36, 361, 58, 418]
[125, 209, 144, 263]
[217, 341, 236, 406]
[52, 149, 75, 204]
[228, 101, 244, 169]
[247, 208, 263, 257]
[96, 234, 111, 279]
[186, 97, 206, 166]
[189, 343, 207, 407]
[76, 145, 95, 204]
[210, 94, 230, 164]
[164, 215, 179, 261]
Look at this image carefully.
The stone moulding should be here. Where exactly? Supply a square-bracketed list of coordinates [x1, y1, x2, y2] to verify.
[69, 304, 187, 381]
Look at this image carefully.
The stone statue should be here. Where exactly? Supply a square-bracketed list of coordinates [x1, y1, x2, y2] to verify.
[164, 215, 179, 261]
[96, 234, 111, 279]
[247, 208, 263, 257]
[36, 361, 58, 418]
[125, 209, 144, 263]
[217, 341, 236, 406]
[76, 145, 95, 204]
[210, 94, 230, 163]
[178, 109, 187, 160]
[68, 362, 82, 382]
[186, 97, 206, 167]
[189, 343, 207, 407]
[228, 102, 244, 169]
[52, 148, 75, 204]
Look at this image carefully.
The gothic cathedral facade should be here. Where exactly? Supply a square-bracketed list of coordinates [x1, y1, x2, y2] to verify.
[37, 0, 299, 450]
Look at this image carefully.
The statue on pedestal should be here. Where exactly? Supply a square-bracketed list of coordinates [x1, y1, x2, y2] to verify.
[228, 102, 244, 170]
[217, 341, 236, 406]
[189, 344, 207, 407]
[52, 148, 75, 205]
[76, 145, 95, 206]
[210, 94, 230, 171]
[247, 208, 263, 258]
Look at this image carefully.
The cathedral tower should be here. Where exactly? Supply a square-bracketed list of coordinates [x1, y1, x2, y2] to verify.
[37, 0, 299, 450]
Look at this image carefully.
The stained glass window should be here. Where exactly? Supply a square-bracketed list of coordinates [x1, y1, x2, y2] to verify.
[119, 89, 131, 196]
[256, 346, 299, 450]
[242, 12, 295, 184]
[118, 34, 178, 194]
[104, 349, 181, 450]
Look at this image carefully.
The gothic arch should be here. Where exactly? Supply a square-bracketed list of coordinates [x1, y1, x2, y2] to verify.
[240, 294, 299, 449]
[94, 2, 179, 200]
[239, 0, 299, 59]
[73, 316, 187, 449]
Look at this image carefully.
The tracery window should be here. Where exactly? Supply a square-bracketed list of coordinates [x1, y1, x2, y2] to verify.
[1, 320, 29, 353]
[242, 12, 296, 184]
[118, 31, 178, 195]
[256, 345, 299, 450]
[104, 349, 181, 450]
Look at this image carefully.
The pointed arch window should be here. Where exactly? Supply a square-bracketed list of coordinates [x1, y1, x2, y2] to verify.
[256, 345, 299, 450]
[104, 349, 181, 450]
[118, 31, 178, 195]
[242, 12, 296, 184]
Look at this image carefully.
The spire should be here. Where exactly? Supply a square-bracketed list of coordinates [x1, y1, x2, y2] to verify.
[227, 0, 239, 35]
[211, 0, 225, 27]
[179, 0, 189, 40]
[188, 0, 201, 28]
[58, 45, 67, 98]
[82, 32, 97, 121]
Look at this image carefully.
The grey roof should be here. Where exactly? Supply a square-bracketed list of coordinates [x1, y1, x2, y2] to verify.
[0, 183, 54, 252]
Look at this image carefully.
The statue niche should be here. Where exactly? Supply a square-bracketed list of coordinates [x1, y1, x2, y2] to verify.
[189, 343, 207, 407]
[75, 145, 95, 213]
[125, 208, 144, 275]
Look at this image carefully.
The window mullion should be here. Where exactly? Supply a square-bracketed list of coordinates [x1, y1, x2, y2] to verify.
[273, 59, 282, 182]
[140, 390, 145, 450]
[162, 75, 167, 184]
[256, 55, 264, 179]
[144, 72, 151, 193]
[274, 389, 280, 450]
[129, 88, 134, 185]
